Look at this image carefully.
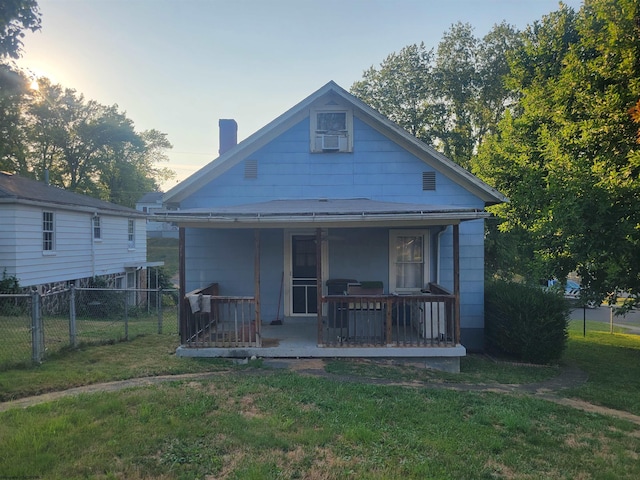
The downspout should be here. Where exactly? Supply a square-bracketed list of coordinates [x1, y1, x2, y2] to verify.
[91, 214, 96, 278]
[435, 226, 448, 285]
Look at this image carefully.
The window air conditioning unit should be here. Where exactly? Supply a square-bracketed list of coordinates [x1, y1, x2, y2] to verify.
[316, 134, 348, 152]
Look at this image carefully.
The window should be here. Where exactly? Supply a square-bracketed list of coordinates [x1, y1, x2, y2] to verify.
[317, 112, 346, 133]
[93, 216, 101, 240]
[42, 211, 54, 251]
[310, 107, 353, 152]
[389, 230, 429, 293]
[128, 219, 135, 248]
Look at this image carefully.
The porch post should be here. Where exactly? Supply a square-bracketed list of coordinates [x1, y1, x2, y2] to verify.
[453, 223, 461, 344]
[254, 229, 261, 339]
[316, 227, 323, 345]
[179, 226, 186, 343]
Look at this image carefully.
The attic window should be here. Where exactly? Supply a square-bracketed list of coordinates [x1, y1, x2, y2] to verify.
[244, 159, 258, 179]
[311, 108, 353, 153]
[422, 172, 436, 191]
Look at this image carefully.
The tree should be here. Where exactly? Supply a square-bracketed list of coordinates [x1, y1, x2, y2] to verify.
[433, 22, 521, 167]
[351, 23, 520, 168]
[25, 78, 143, 196]
[0, 1, 40, 171]
[474, 0, 640, 305]
[351, 43, 444, 146]
[99, 129, 175, 208]
[0, 0, 41, 59]
[19, 78, 174, 206]
[0, 64, 28, 172]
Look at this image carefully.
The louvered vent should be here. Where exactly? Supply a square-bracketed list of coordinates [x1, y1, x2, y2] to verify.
[422, 172, 436, 190]
[244, 159, 258, 179]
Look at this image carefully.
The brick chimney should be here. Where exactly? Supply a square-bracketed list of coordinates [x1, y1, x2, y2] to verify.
[218, 119, 238, 155]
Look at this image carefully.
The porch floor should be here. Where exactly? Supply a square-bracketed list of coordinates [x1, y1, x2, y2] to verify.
[176, 317, 466, 361]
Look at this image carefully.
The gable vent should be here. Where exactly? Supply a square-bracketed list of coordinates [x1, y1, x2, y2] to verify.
[422, 172, 436, 191]
[244, 160, 258, 179]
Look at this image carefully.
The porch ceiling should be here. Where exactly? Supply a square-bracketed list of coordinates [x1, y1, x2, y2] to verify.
[153, 198, 489, 229]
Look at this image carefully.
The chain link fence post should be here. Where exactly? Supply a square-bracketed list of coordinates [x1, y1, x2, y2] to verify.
[31, 290, 43, 363]
[157, 287, 163, 334]
[124, 290, 129, 341]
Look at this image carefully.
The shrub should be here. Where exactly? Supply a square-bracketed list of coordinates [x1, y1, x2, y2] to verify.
[0, 269, 20, 294]
[485, 279, 569, 364]
[0, 270, 24, 316]
[79, 276, 124, 318]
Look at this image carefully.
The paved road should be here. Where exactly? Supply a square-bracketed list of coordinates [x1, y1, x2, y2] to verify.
[570, 305, 640, 334]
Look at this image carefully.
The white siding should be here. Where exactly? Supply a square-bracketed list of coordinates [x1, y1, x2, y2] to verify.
[0, 206, 18, 275]
[4, 204, 146, 287]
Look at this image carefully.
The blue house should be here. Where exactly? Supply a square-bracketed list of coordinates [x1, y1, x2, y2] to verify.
[160, 81, 506, 371]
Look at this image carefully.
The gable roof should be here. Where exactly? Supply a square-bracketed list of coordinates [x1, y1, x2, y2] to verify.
[163, 80, 507, 206]
[137, 192, 164, 204]
[0, 172, 144, 216]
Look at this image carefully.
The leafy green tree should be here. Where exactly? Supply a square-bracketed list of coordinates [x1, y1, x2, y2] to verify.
[351, 43, 444, 146]
[25, 78, 143, 196]
[15, 78, 174, 206]
[0, 0, 41, 59]
[0, 2, 173, 207]
[0, 1, 40, 171]
[0, 65, 28, 172]
[351, 23, 520, 168]
[475, 0, 640, 304]
[99, 129, 175, 208]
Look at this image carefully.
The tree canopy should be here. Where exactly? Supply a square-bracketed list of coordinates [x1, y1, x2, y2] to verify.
[0, 0, 41, 59]
[3, 77, 175, 207]
[351, 22, 520, 168]
[0, 1, 174, 207]
[352, 0, 640, 306]
[474, 0, 640, 304]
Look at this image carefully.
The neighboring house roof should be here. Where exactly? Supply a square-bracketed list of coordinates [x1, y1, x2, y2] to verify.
[163, 80, 507, 206]
[137, 192, 164, 204]
[155, 198, 489, 228]
[0, 171, 145, 216]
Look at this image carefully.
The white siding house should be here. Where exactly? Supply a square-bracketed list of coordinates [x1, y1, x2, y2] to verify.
[0, 172, 149, 291]
[135, 192, 178, 238]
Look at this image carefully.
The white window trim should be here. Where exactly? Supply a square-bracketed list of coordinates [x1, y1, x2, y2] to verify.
[93, 215, 102, 242]
[388, 229, 430, 294]
[127, 219, 136, 250]
[42, 211, 55, 254]
[310, 106, 353, 153]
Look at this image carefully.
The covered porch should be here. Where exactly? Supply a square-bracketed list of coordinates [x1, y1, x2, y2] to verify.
[159, 199, 488, 368]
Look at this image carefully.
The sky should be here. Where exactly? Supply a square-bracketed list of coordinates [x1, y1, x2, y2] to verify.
[17, 0, 584, 192]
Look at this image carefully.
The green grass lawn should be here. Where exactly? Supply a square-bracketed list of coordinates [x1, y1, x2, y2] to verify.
[147, 237, 179, 279]
[561, 320, 640, 415]
[1, 321, 640, 478]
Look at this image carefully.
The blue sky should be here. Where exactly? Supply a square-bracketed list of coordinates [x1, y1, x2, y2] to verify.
[18, 0, 583, 191]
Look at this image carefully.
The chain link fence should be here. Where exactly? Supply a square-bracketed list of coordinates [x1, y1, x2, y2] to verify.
[0, 286, 179, 370]
[0, 293, 33, 369]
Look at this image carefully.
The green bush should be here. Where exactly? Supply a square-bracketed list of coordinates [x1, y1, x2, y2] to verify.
[485, 280, 569, 364]
[0, 269, 20, 294]
[0, 270, 23, 316]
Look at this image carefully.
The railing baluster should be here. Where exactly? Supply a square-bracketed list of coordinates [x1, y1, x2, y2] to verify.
[321, 288, 455, 349]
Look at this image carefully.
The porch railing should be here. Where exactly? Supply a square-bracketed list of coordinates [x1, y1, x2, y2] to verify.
[182, 284, 260, 347]
[321, 284, 457, 347]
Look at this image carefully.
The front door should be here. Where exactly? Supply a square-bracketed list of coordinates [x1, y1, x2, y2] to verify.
[291, 235, 317, 315]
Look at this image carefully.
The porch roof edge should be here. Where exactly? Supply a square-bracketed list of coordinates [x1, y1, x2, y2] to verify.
[153, 210, 489, 228]
[153, 198, 490, 227]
